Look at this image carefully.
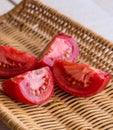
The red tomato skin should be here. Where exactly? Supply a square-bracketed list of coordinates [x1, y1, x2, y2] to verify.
[53, 60, 111, 97]
[0, 46, 38, 78]
[38, 33, 79, 67]
[2, 67, 54, 105]
[2, 77, 31, 104]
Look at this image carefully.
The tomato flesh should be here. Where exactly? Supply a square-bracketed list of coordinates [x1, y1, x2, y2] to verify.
[2, 67, 54, 105]
[0, 46, 38, 78]
[53, 60, 111, 97]
[39, 33, 79, 67]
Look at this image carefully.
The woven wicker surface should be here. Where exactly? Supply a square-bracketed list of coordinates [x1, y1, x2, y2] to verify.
[0, 0, 113, 130]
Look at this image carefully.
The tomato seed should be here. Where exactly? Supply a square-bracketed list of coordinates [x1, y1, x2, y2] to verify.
[34, 90, 39, 96]
[30, 89, 41, 96]
[18, 63, 22, 68]
[42, 86, 46, 90]
[45, 81, 48, 85]
[68, 49, 72, 53]
[65, 53, 70, 58]
[62, 56, 66, 60]
[0, 63, 7, 68]
[37, 90, 41, 95]
[84, 84, 88, 88]
[2, 63, 6, 68]
[72, 81, 76, 85]
[46, 75, 49, 79]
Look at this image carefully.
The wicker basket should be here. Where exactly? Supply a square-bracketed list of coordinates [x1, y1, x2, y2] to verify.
[0, 0, 113, 130]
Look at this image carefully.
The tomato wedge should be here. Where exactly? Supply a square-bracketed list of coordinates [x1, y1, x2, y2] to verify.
[39, 33, 79, 67]
[0, 46, 38, 78]
[53, 60, 111, 97]
[2, 67, 54, 105]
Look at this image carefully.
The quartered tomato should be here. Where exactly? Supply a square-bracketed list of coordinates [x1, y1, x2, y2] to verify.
[53, 60, 111, 97]
[0, 46, 38, 78]
[2, 67, 54, 105]
[39, 33, 79, 67]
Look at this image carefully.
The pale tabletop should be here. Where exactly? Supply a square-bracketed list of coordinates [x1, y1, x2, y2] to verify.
[0, 0, 113, 130]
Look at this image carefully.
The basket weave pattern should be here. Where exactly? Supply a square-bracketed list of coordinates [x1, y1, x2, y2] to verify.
[0, 0, 113, 130]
